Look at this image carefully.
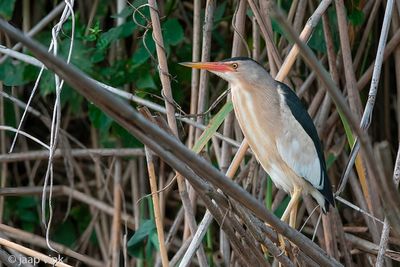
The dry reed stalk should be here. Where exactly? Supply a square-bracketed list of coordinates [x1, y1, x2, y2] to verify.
[145, 147, 169, 267]
[0, 148, 144, 162]
[276, 0, 332, 81]
[195, 0, 215, 137]
[147, 1, 208, 265]
[187, 0, 201, 149]
[374, 141, 397, 267]
[0, 82, 5, 225]
[357, 28, 400, 90]
[185, 0, 216, 245]
[235, 205, 295, 267]
[110, 159, 122, 267]
[319, 11, 341, 261]
[353, 0, 383, 70]
[333, 209, 353, 267]
[286, 0, 299, 25]
[394, 9, 400, 138]
[255, 0, 282, 73]
[141, 108, 169, 267]
[147, 0, 177, 134]
[335, 0, 363, 117]
[91, 129, 112, 260]
[218, 1, 248, 263]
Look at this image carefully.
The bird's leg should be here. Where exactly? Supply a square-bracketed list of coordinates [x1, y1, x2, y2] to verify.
[280, 188, 302, 224]
[278, 188, 302, 251]
[289, 187, 302, 228]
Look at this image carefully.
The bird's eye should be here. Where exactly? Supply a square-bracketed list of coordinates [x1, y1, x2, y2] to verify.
[232, 63, 239, 69]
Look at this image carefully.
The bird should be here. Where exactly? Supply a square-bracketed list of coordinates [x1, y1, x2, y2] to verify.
[180, 57, 335, 228]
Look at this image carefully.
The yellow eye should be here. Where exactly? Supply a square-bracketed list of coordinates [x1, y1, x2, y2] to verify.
[232, 63, 238, 69]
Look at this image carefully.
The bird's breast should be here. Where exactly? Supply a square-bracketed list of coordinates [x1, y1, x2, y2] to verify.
[231, 85, 279, 157]
[230, 85, 297, 192]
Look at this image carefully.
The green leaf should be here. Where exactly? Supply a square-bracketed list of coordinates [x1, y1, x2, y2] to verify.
[149, 229, 159, 250]
[192, 101, 233, 154]
[0, 0, 16, 20]
[60, 87, 83, 114]
[40, 70, 55, 96]
[163, 19, 184, 46]
[338, 108, 355, 146]
[271, 18, 285, 37]
[132, 32, 156, 66]
[127, 219, 157, 258]
[96, 21, 136, 51]
[88, 104, 113, 132]
[348, 8, 364, 26]
[308, 21, 327, 53]
[127, 219, 156, 247]
[136, 72, 156, 89]
[0, 59, 28, 86]
[213, 2, 227, 23]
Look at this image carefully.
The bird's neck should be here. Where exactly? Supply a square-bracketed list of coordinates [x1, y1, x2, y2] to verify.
[230, 81, 281, 141]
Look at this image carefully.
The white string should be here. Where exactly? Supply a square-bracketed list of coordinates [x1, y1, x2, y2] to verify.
[0, 125, 50, 149]
[36, 0, 75, 254]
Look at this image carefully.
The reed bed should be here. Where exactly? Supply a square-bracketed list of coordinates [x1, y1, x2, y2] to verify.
[0, 0, 399, 266]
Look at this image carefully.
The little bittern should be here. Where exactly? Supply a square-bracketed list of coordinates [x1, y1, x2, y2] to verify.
[181, 57, 335, 228]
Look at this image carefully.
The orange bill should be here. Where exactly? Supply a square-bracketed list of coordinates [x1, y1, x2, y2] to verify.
[179, 62, 234, 72]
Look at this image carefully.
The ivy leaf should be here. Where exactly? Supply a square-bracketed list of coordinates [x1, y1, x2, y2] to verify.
[96, 21, 137, 52]
[132, 32, 156, 66]
[163, 19, 184, 46]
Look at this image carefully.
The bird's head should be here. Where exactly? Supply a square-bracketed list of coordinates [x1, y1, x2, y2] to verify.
[180, 57, 268, 86]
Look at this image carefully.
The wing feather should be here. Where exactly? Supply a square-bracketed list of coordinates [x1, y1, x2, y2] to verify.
[275, 82, 334, 207]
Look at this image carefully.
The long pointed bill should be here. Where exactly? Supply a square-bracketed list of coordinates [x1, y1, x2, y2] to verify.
[179, 62, 234, 72]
